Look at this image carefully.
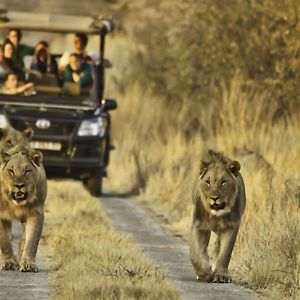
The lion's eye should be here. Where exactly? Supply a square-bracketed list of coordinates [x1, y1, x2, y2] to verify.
[6, 140, 12, 146]
[205, 180, 210, 186]
[221, 180, 227, 186]
[8, 169, 14, 176]
[25, 169, 31, 175]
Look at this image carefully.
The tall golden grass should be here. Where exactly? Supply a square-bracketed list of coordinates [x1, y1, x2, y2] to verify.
[41, 180, 179, 300]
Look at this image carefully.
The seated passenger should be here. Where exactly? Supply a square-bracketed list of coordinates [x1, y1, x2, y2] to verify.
[3, 40, 25, 80]
[0, 72, 35, 95]
[7, 28, 34, 68]
[59, 33, 111, 73]
[31, 41, 58, 75]
[59, 33, 93, 72]
[0, 44, 11, 80]
[64, 53, 92, 87]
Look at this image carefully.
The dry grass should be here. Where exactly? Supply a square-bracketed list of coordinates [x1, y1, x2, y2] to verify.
[106, 75, 300, 299]
[40, 180, 179, 300]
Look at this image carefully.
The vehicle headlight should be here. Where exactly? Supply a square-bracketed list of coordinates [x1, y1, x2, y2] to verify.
[0, 114, 9, 128]
[77, 117, 107, 137]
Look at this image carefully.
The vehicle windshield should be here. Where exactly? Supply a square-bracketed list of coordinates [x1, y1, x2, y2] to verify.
[0, 30, 100, 106]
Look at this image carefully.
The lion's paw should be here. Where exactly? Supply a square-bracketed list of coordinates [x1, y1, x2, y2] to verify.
[196, 271, 214, 282]
[19, 258, 38, 272]
[0, 257, 18, 271]
[212, 272, 232, 283]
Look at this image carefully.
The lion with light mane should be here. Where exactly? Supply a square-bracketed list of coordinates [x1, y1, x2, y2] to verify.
[0, 148, 47, 272]
[0, 127, 34, 155]
[190, 150, 246, 283]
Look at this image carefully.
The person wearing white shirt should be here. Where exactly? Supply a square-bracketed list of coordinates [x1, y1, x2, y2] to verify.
[58, 33, 111, 73]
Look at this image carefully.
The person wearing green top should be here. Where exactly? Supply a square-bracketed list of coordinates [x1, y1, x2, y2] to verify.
[7, 29, 34, 67]
[64, 53, 93, 87]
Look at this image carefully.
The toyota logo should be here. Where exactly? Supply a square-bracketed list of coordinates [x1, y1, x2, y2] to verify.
[36, 119, 51, 129]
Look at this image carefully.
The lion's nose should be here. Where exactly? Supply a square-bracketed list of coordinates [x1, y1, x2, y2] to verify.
[15, 183, 25, 189]
[210, 195, 219, 202]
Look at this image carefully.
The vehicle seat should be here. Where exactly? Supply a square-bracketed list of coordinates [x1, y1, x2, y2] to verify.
[62, 82, 90, 97]
[28, 73, 61, 94]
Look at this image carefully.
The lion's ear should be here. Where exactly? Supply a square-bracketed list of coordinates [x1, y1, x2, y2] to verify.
[0, 150, 10, 164]
[208, 149, 218, 157]
[0, 128, 7, 140]
[199, 159, 209, 178]
[30, 150, 43, 166]
[23, 128, 34, 141]
[228, 160, 240, 176]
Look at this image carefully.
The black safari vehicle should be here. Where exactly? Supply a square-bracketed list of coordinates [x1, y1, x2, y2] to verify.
[0, 11, 117, 196]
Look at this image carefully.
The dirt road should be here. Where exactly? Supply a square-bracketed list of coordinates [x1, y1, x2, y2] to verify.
[0, 224, 50, 300]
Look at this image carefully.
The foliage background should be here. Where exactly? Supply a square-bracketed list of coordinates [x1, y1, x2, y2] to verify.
[126, 0, 300, 111]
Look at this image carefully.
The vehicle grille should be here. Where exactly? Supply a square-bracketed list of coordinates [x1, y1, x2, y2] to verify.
[9, 116, 78, 136]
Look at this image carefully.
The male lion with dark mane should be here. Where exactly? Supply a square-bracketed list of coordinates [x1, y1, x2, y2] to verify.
[190, 150, 246, 283]
[0, 149, 47, 272]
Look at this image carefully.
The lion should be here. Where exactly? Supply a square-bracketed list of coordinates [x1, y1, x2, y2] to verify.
[190, 150, 246, 283]
[0, 127, 34, 155]
[0, 149, 47, 272]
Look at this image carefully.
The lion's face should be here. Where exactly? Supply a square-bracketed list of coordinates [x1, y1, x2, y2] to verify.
[199, 161, 240, 217]
[1, 151, 43, 206]
[0, 127, 33, 155]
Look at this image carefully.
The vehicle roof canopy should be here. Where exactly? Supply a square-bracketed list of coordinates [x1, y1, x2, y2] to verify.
[0, 10, 111, 34]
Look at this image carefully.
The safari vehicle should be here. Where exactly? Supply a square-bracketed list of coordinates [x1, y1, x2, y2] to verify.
[0, 10, 117, 196]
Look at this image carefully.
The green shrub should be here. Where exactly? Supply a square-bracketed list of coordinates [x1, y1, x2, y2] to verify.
[128, 0, 300, 111]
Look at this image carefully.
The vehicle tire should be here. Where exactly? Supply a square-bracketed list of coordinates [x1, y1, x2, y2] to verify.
[84, 170, 103, 197]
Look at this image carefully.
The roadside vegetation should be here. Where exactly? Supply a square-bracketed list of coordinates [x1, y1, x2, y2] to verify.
[105, 1, 300, 299]
[41, 180, 179, 300]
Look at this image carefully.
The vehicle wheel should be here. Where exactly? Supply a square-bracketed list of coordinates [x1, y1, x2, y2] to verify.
[84, 170, 103, 197]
